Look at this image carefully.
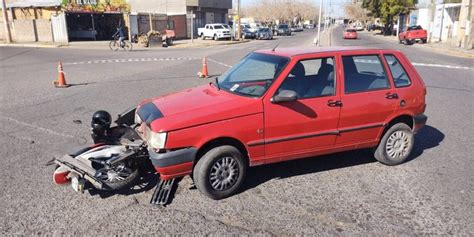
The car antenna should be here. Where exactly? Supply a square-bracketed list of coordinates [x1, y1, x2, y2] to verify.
[271, 43, 280, 52]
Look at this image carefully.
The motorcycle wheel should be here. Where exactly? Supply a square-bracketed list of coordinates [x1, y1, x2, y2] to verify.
[95, 162, 139, 190]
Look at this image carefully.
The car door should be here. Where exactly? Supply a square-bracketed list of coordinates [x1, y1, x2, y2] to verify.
[336, 52, 398, 147]
[263, 54, 341, 164]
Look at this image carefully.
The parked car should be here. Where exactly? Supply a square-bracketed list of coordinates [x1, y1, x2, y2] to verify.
[399, 25, 428, 45]
[256, 27, 273, 40]
[198, 24, 231, 40]
[274, 24, 291, 36]
[343, 29, 358, 39]
[134, 47, 427, 200]
[240, 27, 256, 39]
[290, 25, 303, 32]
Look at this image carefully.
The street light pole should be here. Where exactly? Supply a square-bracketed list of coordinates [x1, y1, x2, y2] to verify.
[316, 0, 323, 46]
[1, 0, 12, 43]
[237, 0, 241, 41]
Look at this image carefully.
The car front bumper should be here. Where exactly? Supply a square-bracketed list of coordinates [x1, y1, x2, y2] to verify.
[413, 113, 428, 134]
[149, 147, 197, 180]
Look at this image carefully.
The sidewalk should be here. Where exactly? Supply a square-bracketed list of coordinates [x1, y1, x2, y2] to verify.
[368, 33, 473, 58]
[0, 38, 249, 50]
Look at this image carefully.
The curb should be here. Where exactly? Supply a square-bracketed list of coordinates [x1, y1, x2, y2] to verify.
[0, 43, 63, 48]
[172, 39, 250, 49]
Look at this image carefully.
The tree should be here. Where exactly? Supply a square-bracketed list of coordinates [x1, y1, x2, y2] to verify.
[344, 3, 370, 22]
[242, 0, 319, 24]
[362, 0, 417, 35]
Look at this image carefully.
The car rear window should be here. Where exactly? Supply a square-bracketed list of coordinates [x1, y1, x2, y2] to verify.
[408, 25, 422, 31]
[384, 55, 412, 88]
[342, 55, 390, 94]
[346, 29, 356, 32]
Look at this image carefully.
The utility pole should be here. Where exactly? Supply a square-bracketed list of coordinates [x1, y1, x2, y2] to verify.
[316, 0, 323, 46]
[428, 0, 436, 43]
[1, 0, 12, 43]
[237, 0, 241, 41]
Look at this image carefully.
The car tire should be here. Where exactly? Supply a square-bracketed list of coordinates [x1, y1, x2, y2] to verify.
[201, 33, 205, 40]
[421, 39, 427, 43]
[214, 34, 218, 41]
[374, 123, 414, 166]
[193, 145, 247, 200]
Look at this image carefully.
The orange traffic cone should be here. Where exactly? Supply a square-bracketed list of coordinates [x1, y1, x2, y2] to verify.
[198, 57, 208, 78]
[53, 61, 69, 88]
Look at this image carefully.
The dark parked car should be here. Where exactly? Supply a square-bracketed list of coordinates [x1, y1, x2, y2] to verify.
[240, 27, 256, 39]
[274, 24, 291, 36]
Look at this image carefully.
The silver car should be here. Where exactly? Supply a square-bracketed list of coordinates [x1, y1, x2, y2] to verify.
[256, 28, 273, 40]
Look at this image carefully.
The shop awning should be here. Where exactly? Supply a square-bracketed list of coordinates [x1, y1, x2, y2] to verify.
[1, 0, 61, 8]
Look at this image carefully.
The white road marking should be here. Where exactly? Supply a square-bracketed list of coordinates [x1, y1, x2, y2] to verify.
[208, 58, 232, 68]
[63, 57, 200, 66]
[412, 62, 471, 70]
[0, 115, 74, 138]
[353, 59, 472, 70]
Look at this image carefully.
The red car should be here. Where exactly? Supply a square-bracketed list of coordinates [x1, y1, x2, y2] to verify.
[136, 47, 427, 200]
[399, 25, 427, 45]
[343, 29, 358, 39]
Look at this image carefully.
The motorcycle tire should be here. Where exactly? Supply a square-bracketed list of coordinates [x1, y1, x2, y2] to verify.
[97, 164, 140, 191]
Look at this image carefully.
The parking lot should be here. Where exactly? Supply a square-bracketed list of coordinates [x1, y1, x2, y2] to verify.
[0, 27, 473, 235]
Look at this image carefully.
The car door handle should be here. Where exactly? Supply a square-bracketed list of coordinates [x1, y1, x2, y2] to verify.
[385, 92, 399, 99]
[327, 100, 343, 107]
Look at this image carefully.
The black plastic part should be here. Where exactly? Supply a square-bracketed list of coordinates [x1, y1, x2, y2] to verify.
[115, 107, 136, 126]
[149, 147, 197, 168]
[150, 178, 177, 206]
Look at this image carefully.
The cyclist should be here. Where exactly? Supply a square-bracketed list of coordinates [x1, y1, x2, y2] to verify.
[114, 26, 125, 47]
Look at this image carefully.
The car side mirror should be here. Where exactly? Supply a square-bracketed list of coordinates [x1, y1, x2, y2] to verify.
[271, 90, 297, 103]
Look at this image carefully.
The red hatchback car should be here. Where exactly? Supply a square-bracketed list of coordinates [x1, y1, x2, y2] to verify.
[135, 47, 427, 199]
[343, 29, 358, 39]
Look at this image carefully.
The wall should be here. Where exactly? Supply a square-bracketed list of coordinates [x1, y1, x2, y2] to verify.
[168, 14, 186, 38]
[128, 0, 186, 15]
[12, 20, 37, 42]
[35, 19, 53, 41]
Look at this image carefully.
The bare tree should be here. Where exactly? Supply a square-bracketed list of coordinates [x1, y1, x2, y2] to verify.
[242, 0, 320, 24]
[344, 3, 370, 22]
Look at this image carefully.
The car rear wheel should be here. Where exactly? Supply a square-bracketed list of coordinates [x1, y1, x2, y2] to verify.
[193, 145, 246, 200]
[374, 123, 414, 166]
[200, 33, 205, 40]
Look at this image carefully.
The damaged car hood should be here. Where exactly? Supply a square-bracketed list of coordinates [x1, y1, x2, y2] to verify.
[137, 84, 263, 132]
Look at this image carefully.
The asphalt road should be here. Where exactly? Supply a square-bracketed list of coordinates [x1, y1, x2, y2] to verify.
[0, 27, 473, 235]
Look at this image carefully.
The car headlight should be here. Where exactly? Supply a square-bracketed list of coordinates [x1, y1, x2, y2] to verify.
[147, 131, 167, 150]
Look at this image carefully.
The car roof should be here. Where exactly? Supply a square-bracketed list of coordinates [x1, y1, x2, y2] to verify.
[255, 47, 388, 57]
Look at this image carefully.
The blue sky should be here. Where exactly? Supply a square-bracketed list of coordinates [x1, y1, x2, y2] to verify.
[241, 0, 351, 18]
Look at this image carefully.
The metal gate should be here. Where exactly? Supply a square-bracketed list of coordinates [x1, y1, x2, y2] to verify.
[51, 13, 68, 43]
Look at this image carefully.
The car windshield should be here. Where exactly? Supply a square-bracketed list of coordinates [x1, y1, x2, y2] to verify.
[214, 25, 224, 29]
[279, 25, 289, 29]
[258, 28, 269, 32]
[346, 29, 356, 32]
[217, 53, 289, 97]
[408, 25, 422, 30]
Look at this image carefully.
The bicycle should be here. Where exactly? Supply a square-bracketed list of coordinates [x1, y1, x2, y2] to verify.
[109, 34, 133, 52]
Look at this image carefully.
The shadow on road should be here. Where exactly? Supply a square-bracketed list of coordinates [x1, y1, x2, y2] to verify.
[240, 125, 444, 194]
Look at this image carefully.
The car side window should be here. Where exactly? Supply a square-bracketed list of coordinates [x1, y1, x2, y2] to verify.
[342, 55, 390, 94]
[279, 57, 335, 99]
[384, 55, 411, 88]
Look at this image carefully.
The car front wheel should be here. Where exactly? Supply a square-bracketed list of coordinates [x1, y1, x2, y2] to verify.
[374, 123, 414, 166]
[193, 145, 247, 200]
